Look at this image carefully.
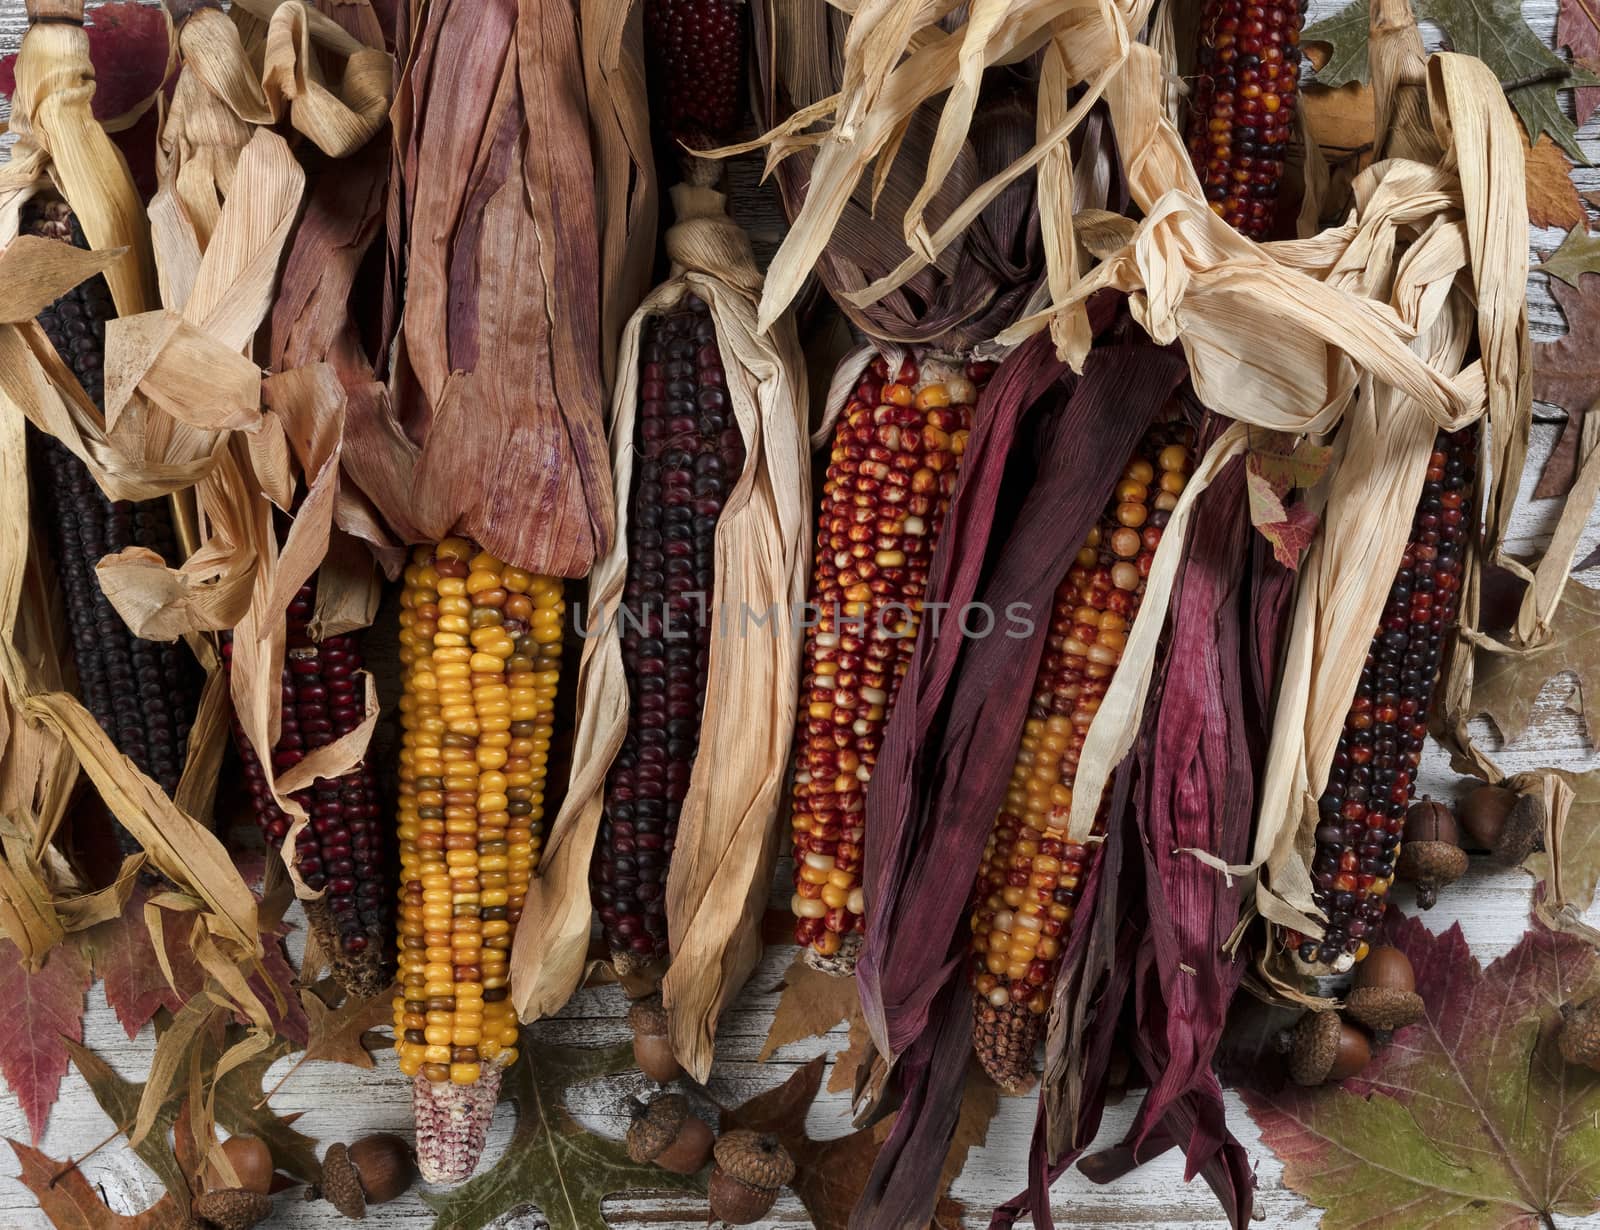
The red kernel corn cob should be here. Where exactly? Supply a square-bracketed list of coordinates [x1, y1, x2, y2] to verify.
[645, 0, 747, 147]
[1184, 0, 1306, 239]
[394, 539, 562, 1183]
[790, 356, 985, 970]
[1285, 427, 1476, 970]
[223, 583, 387, 994]
[592, 295, 747, 970]
[970, 427, 1194, 1092]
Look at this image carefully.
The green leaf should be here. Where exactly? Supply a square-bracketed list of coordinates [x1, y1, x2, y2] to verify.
[1472, 579, 1600, 744]
[64, 1040, 186, 1202]
[421, 1043, 702, 1230]
[1304, 0, 1375, 86]
[1302, 0, 1597, 158]
[1540, 225, 1600, 288]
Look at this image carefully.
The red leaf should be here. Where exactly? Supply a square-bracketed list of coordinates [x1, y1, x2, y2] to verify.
[251, 933, 309, 1046]
[82, 3, 171, 123]
[1258, 502, 1319, 570]
[83, 886, 198, 1040]
[1558, 0, 1600, 127]
[9, 1139, 186, 1229]
[0, 940, 92, 1144]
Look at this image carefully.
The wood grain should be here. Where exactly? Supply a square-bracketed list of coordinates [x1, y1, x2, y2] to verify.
[0, 1, 1597, 1226]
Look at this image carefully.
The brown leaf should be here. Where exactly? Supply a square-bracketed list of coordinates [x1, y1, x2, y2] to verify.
[1473, 581, 1600, 743]
[8, 1140, 186, 1230]
[826, 1014, 874, 1095]
[1528, 768, 1600, 911]
[1299, 82, 1375, 153]
[938, 1067, 1000, 1196]
[1557, 0, 1600, 126]
[1535, 276, 1600, 415]
[758, 951, 865, 1061]
[82, 886, 195, 1040]
[297, 978, 396, 1068]
[1536, 414, 1585, 501]
[1523, 131, 1585, 230]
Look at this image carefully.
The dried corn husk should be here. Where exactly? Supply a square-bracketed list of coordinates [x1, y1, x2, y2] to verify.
[370, 0, 612, 578]
[511, 179, 811, 1082]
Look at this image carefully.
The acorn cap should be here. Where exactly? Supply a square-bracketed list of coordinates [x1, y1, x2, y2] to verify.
[1345, 984, 1425, 1032]
[1493, 794, 1546, 867]
[627, 1094, 690, 1163]
[1395, 842, 1469, 909]
[712, 1129, 795, 1191]
[319, 1142, 366, 1219]
[1560, 999, 1600, 1071]
[192, 1188, 272, 1230]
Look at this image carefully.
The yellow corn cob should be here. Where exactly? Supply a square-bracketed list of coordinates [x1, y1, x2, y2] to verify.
[393, 537, 562, 1182]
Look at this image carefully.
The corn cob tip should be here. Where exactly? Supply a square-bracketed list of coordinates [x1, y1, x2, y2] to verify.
[801, 931, 861, 978]
[411, 1066, 503, 1185]
[972, 997, 1039, 1096]
[307, 900, 389, 998]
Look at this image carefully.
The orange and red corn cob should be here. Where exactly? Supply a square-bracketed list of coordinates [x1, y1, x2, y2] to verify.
[970, 426, 1194, 1091]
[790, 356, 985, 967]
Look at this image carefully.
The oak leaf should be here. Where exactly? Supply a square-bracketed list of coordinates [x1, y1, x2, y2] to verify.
[8, 1140, 185, 1230]
[1527, 768, 1600, 911]
[1540, 227, 1600, 288]
[1244, 914, 1600, 1228]
[759, 950, 865, 1061]
[297, 978, 396, 1068]
[64, 1039, 187, 1202]
[420, 1042, 700, 1230]
[1472, 580, 1600, 743]
[1531, 274, 1600, 498]
[0, 938, 92, 1143]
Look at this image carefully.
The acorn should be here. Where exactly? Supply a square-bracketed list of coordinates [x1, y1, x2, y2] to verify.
[310, 1133, 416, 1219]
[628, 995, 683, 1084]
[1288, 1010, 1371, 1086]
[708, 1130, 795, 1225]
[192, 1188, 273, 1230]
[1559, 999, 1600, 1071]
[625, 1093, 715, 1175]
[1459, 784, 1545, 866]
[1344, 945, 1424, 1045]
[201, 1135, 274, 1195]
[1396, 798, 1468, 908]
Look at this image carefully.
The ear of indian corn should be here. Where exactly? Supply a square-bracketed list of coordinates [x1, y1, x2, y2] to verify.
[1283, 427, 1476, 970]
[790, 355, 986, 970]
[645, 0, 747, 147]
[591, 295, 747, 970]
[25, 195, 201, 854]
[969, 426, 1194, 1093]
[222, 583, 388, 993]
[1184, 0, 1305, 239]
[394, 538, 563, 1183]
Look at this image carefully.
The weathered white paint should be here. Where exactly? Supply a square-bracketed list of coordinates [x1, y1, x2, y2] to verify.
[1, 1, 1598, 1225]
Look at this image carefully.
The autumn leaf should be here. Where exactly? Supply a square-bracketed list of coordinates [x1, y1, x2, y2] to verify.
[8, 1140, 186, 1230]
[1473, 580, 1600, 743]
[1246, 465, 1289, 527]
[298, 979, 396, 1068]
[421, 1042, 701, 1230]
[1535, 275, 1600, 415]
[1540, 226, 1600, 288]
[759, 950, 866, 1061]
[1301, 0, 1597, 157]
[1259, 503, 1322, 570]
[1299, 83, 1376, 154]
[1523, 131, 1585, 230]
[82, 886, 197, 1040]
[0, 938, 92, 1144]
[1528, 769, 1600, 912]
[1557, 0, 1600, 125]
[826, 1013, 875, 1095]
[1246, 433, 1329, 567]
[63, 1039, 189, 1202]
[1245, 914, 1600, 1228]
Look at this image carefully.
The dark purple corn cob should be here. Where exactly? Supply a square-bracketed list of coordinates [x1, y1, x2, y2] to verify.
[1287, 427, 1477, 970]
[645, 0, 747, 147]
[225, 584, 389, 992]
[25, 196, 201, 854]
[591, 295, 746, 969]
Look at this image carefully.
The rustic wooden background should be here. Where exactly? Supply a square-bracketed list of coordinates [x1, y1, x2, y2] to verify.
[2, 1, 1598, 1226]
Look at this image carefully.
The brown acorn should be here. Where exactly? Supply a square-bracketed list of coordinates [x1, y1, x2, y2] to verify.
[1289, 1010, 1371, 1086]
[310, 1134, 416, 1219]
[628, 995, 683, 1084]
[192, 1188, 273, 1230]
[1396, 798, 1468, 908]
[1460, 784, 1545, 866]
[201, 1136, 273, 1195]
[626, 1093, 715, 1175]
[1559, 999, 1600, 1071]
[709, 1130, 795, 1225]
[1344, 945, 1424, 1045]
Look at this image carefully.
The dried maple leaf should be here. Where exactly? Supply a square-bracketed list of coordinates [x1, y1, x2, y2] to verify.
[1302, 0, 1596, 157]
[1473, 580, 1600, 743]
[1245, 914, 1600, 1228]
[1260, 503, 1321, 570]
[759, 950, 865, 1062]
[8, 1140, 186, 1230]
[1246, 434, 1329, 568]
[1540, 227, 1600, 288]
[1523, 132, 1585, 230]
[0, 938, 92, 1144]
[82, 886, 196, 1040]
[1558, 0, 1600, 125]
[420, 1042, 700, 1230]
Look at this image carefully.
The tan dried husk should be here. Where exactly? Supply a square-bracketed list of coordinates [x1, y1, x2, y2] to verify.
[367, 0, 613, 579]
[511, 180, 811, 1082]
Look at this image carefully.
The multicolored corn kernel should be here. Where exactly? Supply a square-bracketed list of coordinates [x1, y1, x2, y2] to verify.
[394, 538, 562, 1090]
[1285, 427, 1477, 971]
[592, 295, 746, 969]
[25, 195, 200, 855]
[223, 583, 387, 988]
[970, 426, 1194, 1092]
[789, 356, 986, 968]
[1184, 0, 1306, 239]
